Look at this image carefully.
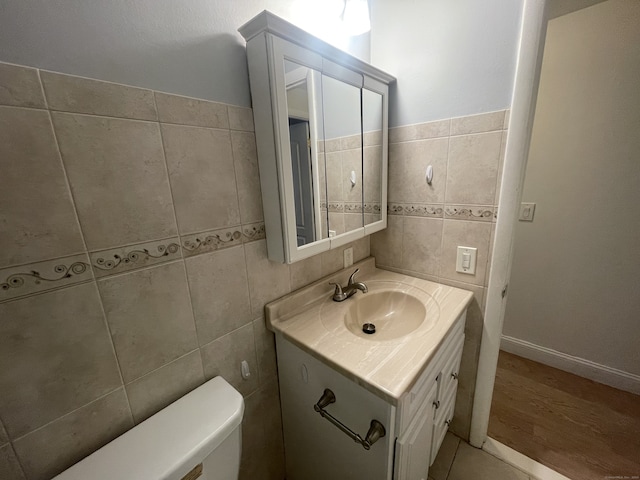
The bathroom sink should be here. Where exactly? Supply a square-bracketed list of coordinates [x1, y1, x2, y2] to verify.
[344, 290, 426, 341]
[320, 280, 439, 343]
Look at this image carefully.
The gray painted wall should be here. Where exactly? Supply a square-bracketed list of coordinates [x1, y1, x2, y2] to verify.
[503, 0, 640, 375]
[0, 0, 520, 119]
[0, 0, 369, 107]
[370, 0, 524, 127]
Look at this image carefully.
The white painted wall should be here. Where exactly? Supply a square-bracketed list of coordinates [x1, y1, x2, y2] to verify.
[369, 0, 524, 127]
[502, 0, 640, 376]
[0, 0, 370, 107]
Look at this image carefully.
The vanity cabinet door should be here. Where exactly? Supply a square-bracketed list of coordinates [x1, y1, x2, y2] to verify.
[394, 381, 437, 480]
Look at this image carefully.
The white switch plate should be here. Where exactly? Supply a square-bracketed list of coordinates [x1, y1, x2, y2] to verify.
[519, 202, 536, 221]
[343, 247, 353, 268]
[456, 246, 477, 275]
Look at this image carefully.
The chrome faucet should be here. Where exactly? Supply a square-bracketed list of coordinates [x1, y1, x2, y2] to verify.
[330, 268, 368, 302]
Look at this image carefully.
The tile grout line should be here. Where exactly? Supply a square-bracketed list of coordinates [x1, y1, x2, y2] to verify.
[122, 347, 202, 388]
[92, 273, 135, 425]
[152, 90, 205, 376]
[0, 279, 95, 305]
[9, 384, 127, 445]
[41, 80, 92, 265]
[32, 70, 136, 422]
[226, 107, 252, 228]
[150, 91, 182, 244]
[6, 441, 28, 480]
[444, 437, 461, 480]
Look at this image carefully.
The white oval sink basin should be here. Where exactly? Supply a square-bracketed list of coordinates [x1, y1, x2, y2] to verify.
[319, 280, 439, 343]
[344, 290, 426, 341]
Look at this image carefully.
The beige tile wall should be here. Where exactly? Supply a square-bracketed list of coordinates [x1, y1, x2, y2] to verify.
[0, 61, 371, 480]
[372, 109, 508, 440]
[323, 130, 384, 235]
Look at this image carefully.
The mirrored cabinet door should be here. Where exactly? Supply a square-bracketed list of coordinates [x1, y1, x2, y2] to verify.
[362, 88, 384, 226]
[284, 60, 328, 246]
[321, 74, 364, 238]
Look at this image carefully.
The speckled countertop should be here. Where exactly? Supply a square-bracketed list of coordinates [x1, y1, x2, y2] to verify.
[265, 257, 473, 404]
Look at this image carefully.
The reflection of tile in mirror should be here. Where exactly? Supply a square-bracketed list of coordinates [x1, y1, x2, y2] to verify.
[364, 144, 382, 203]
[341, 148, 362, 204]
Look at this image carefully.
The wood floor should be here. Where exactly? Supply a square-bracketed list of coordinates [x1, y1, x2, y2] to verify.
[488, 351, 640, 480]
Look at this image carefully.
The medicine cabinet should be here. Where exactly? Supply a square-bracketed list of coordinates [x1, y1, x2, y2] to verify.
[239, 11, 395, 263]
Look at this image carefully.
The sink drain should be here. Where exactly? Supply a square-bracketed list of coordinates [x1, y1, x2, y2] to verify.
[362, 323, 376, 334]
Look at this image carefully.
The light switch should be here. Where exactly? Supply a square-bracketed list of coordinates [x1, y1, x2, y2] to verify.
[456, 246, 477, 275]
[519, 202, 536, 221]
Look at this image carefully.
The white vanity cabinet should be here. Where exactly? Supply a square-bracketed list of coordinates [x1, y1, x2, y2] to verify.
[276, 311, 466, 480]
[394, 313, 465, 479]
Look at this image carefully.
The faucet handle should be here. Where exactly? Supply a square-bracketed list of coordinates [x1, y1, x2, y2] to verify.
[329, 282, 343, 296]
[348, 268, 360, 286]
[329, 282, 347, 301]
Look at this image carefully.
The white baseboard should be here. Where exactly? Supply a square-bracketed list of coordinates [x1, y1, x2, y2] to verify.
[483, 438, 573, 480]
[500, 335, 640, 395]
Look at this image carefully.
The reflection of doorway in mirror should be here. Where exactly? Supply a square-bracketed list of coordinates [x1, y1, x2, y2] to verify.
[285, 60, 328, 244]
[289, 119, 316, 246]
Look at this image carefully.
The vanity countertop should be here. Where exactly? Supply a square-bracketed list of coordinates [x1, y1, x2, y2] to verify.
[265, 257, 474, 404]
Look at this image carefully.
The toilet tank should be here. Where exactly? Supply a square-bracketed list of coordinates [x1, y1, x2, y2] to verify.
[55, 377, 244, 480]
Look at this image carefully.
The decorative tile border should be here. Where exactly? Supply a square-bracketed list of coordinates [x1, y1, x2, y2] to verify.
[388, 203, 405, 215]
[242, 222, 266, 243]
[388, 203, 495, 221]
[344, 202, 363, 213]
[364, 203, 381, 214]
[404, 204, 444, 218]
[0, 254, 93, 303]
[388, 203, 444, 218]
[90, 238, 181, 278]
[181, 226, 243, 258]
[328, 202, 344, 213]
[444, 205, 495, 222]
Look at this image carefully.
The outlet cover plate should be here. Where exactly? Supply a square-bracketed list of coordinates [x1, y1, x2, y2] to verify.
[343, 247, 354, 268]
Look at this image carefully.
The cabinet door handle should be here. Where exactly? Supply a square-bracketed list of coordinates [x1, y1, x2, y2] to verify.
[451, 372, 458, 380]
[432, 400, 440, 409]
[445, 419, 452, 427]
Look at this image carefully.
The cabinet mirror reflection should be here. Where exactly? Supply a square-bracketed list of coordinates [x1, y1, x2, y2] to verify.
[284, 59, 327, 246]
[284, 64, 386, 247]
[321, 74, 363, 238]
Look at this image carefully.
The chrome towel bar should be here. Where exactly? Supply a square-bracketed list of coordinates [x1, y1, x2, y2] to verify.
[313, 388, 386, 451]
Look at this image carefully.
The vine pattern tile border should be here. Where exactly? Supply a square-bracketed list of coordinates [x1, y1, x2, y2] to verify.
[181, 226, 243, 258]
[242, 222, 266, 243]
[0, 253, 93, 303]
[90, 238, 182, 278]
[444, 205, 495, 222]
[388, 203, 495, 221]
[0, 222, 269, 300]
[404, 204, 445, 218]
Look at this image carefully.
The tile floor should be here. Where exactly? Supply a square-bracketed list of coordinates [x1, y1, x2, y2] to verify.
[429, 433, 532, 480]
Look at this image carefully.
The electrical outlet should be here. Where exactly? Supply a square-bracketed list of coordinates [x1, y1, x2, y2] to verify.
[343, 247, 354, 268]
[456, 246, 477, 275]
